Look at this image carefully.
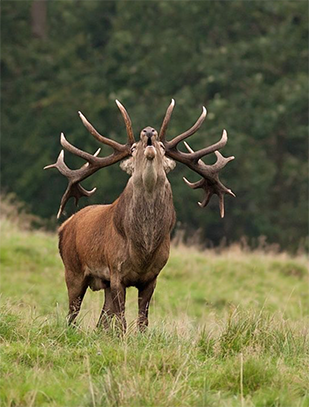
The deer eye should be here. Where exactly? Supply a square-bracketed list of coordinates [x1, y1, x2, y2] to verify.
[131, 143, 137, 153]
[159, 142, 165, 150]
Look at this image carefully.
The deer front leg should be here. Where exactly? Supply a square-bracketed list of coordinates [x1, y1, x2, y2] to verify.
[65, 270, 88, 326]
[97, 287, 115, 329]
[110, 276, 127, 332]
[137, 278, 157, 331]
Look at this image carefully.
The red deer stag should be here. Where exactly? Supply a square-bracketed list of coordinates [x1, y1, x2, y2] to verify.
[44, 99, 235, 331]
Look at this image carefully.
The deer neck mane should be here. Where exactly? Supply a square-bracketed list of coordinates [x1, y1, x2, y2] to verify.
[113, 173, 175, 256]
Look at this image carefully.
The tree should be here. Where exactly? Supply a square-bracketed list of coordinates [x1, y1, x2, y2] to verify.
[1, 1, 308, 251]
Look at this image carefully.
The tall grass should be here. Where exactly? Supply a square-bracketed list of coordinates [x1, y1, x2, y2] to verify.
[0, 208, 308, 407]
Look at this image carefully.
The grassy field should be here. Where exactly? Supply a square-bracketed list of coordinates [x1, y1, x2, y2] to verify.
[0, 216, 308, 407]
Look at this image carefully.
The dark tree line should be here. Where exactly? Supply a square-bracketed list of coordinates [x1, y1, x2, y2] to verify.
[1, 1, 308, 251]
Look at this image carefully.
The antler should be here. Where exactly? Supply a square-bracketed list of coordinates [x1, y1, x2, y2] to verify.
[160, 100, 235, 218]
[44, 100, 135, 218]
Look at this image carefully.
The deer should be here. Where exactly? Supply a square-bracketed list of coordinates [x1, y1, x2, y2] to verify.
[44, 99, 235, 331]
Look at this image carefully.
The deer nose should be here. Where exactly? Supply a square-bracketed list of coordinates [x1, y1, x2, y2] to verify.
[143, 127, 155, 138]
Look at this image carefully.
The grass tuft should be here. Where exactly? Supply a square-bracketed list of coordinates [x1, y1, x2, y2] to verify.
[1, 216, 308, 406]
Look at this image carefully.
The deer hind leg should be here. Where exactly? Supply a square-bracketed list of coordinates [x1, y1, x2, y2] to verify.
[65, 270, 88, 326]
[110, 276, 127, 332]
[97, 287, 115, 329]
[137, 278, 157, 331]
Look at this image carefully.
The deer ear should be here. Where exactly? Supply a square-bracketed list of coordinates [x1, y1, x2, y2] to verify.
[120, 157, 134, 175]
[163, 157, 176, 173]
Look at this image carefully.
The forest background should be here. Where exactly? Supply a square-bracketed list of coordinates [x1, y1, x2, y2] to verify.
[1, 0, 308, 252]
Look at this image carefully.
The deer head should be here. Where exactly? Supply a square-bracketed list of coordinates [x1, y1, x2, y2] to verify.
[45, 99, 235, 218]
[120, 125, 176, 193]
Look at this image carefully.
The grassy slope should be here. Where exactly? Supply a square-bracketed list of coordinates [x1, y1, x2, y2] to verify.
[0, 218, 308, 407]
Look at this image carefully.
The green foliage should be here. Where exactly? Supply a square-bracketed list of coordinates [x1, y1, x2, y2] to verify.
[1, 1, 308, 250]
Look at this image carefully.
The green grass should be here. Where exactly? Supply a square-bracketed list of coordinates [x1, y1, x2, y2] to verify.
[0, 217, 308, 407]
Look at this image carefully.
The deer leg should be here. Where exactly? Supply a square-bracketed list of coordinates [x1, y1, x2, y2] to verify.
[110, 277, 127, 332]
[65, 271, 88, 326]
[97, 287, 115, 329]
[137, 278, 157, 331]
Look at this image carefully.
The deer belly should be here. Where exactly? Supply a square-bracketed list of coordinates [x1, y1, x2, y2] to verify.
[123, 269, 159, 287]
[121, 257, 166, 287]
[85, 266, 110, 291]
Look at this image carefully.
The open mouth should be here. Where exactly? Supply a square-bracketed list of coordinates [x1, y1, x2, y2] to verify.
[144, 139, 156, 160]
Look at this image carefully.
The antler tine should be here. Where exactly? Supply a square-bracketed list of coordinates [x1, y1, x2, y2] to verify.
[189, 129, 228, 162]
[44, 150, 72, 177]
[167, 106, 207, 149]
[115, 100, 135, 144]
[213, 151, 235, 171]
[219, 194, 225, 218]
[183, 141, 194, 154]
[78, 111, 126, 151]
[182, 177, 204, 189]
[198, 189, 212, 209]
[57, 183, 97, 219]
[184, 140, 235, 171]
[83, 148, 101, 168]
[60, 133, 100, 166]
[159, 99, 175, 142]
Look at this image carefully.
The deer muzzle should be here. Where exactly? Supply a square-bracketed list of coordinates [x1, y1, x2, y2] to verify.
[144, 145, 156, 160]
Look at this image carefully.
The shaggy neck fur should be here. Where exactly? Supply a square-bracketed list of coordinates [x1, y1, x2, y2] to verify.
[114, 160, 175, 259]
